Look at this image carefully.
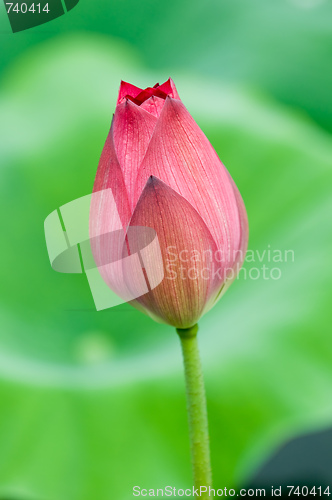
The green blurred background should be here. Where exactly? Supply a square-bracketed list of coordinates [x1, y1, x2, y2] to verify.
[0, 1, 332, 499]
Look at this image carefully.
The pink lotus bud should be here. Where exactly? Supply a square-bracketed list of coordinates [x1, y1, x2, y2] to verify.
[90, 79, 248, 328]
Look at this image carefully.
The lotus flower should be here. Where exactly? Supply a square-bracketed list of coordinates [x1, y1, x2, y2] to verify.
[90, 78, 248, 328]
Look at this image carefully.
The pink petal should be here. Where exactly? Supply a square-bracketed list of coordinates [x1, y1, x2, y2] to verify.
[230, 179, 249, 269]
[90, 127, 135, 301]
[126, 176, 223, 328]
[134, 97, 241, 269]
[117, 81, 142, 104]
[91, 124, 131, 229]
[112, 99, 157, 207]
[140, 95, 166, 117]
[203, 180, 249, 313]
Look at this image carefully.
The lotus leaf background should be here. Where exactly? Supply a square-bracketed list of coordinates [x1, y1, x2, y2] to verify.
[0, 1, 332, 499]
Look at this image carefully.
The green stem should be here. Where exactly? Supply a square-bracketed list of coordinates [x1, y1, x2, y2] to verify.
[177, 324, 212, 497]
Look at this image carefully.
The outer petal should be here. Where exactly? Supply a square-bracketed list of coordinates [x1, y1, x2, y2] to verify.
[112, 99, 157, 206]
[230, 179, 249, 271]
[89, 126, 133, 301]
[203, 179, 249, 313]
[126, 176, 223, 329]
[91, 124, 131, 228]
[134, 97, 241, 270]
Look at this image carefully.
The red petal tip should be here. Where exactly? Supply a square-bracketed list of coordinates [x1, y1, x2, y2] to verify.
[117, 81, 143, 105]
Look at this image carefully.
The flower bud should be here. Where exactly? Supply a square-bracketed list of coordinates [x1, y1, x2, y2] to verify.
[90, 79, 248, 328]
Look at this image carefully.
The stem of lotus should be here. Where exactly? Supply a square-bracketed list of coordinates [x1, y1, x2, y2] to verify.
[177, 324, 212, 496]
